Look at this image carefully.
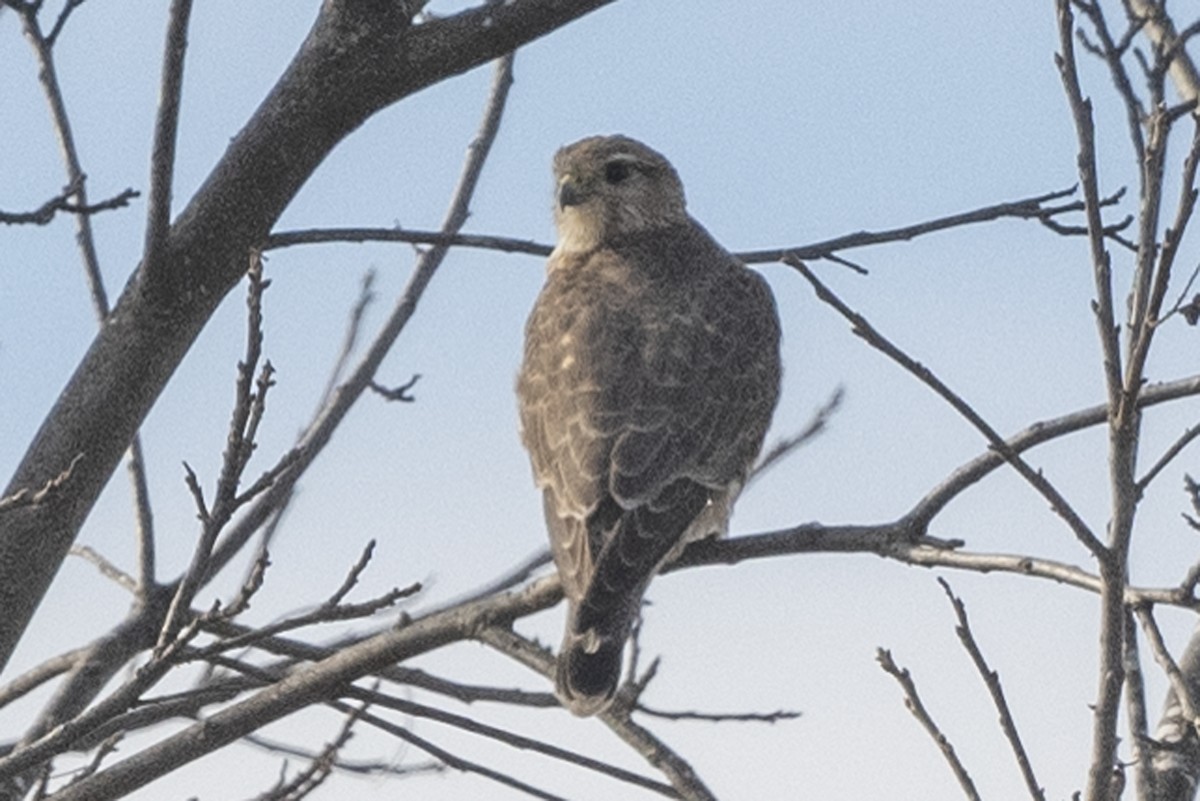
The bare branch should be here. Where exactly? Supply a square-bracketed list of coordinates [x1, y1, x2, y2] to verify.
[247, 695, 364, 801]
[0, 648, 84, 710]
[369, 375, 421, 402]
[636, 705, 801, 724]
[127, 437, 157, 592]
[1127, 0, 1200, 104]
[0, 183, 139, 226]
[0, 454, 84, 514]
[193, 572, 421, 658]
[44, 0, 88, 47]
[1057, 0, 1124, 414]
[1135, 605, 1200, 733]
[242, 733, 443, 779]
[1, 575, 564, 799]
[69, 546, 136, 594]
[265, 227, 554, 257]
[160, 257, 275, 649]
[140, 0, 193, 285]
[58, 733, 122, 792]
[425, 548, 553, 615]
[670, 523, 1196, 609]
[345, 704, 571, 801]
[316, 269, 377, 411]
[1122, 609, 1155, 800]
[478, 626, 714, 800]
[877, 648, 982, 801]
[747, 386, 843, 487]
[1138, 421, 1200, 493]
[938, 578, 1044, 800]
[199, 617, 558, 708]
[0, 0, 616, 680]
[909, 374, 1200, 526]
[265, 186, 1130, 270]
[784, 254, 1106, 557]
[341, 685, 678, 795]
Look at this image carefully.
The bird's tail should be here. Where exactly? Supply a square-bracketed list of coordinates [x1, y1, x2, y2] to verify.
[555, 480, 709, 716]
[556, 621, 627, 717]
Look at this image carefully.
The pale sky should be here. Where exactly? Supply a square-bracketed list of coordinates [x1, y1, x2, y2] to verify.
[4, 1, 1199, 799]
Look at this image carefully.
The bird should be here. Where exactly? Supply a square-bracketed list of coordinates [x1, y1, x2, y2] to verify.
[516, 135, 782, 716]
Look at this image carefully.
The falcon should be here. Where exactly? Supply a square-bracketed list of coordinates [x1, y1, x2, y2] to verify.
[517, 135, 782, 716]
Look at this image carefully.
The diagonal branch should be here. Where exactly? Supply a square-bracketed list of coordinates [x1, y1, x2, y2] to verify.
[477, 626, 714, 800]
[877, 648, 982, 801]
[938, 579, 1044, 801]
[784, 254, 1106, 557]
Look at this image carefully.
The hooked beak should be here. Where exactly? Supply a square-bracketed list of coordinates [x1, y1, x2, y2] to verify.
[557, 176, 587, 209]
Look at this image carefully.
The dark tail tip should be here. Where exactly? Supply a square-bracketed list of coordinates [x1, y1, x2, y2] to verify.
[555, 634, 623, 717]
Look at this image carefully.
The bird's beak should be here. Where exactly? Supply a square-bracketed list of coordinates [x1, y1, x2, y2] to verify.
[557, 176, 586, 209]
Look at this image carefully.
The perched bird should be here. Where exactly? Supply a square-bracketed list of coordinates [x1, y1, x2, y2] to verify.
[517, 135, 782, 716]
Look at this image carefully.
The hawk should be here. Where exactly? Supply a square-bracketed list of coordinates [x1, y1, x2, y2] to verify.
[517, 135, 782, 716]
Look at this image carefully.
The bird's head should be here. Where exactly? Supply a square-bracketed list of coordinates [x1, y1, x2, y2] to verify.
[551, 135, 687, 254]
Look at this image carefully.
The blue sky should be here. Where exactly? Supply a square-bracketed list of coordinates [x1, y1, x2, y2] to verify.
[4, 1, 1199, 798]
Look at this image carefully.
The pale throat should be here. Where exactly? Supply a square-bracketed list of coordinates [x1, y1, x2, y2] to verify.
[551, 208, 606, 257]
[552, 203, 682, 259]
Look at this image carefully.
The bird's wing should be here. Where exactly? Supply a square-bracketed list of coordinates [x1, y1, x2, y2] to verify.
[606, 228, 781, 513]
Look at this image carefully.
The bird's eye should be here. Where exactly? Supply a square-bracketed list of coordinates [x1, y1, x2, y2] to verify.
[604, 160, 632, 184]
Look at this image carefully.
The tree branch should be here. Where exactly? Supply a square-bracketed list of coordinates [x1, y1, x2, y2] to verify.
[877, 648, 982, 801]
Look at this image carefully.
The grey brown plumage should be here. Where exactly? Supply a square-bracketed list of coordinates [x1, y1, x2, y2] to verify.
[517, 135, 781, 716]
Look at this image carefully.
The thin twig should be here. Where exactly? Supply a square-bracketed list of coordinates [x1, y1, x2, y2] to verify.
[908, 374, 1200, 526]
[140, 0, 194, 287]
[877, 648, 982, 801]
[193, 572, 420, 658]
[202, 51, 518, 585]
[1133, 605, 1200, 732]
[250, 694, 365, 801]
[344, 704, 570, 801]
[316, 269, 377, 411]
[637, 705, 801, 724]
[423, 548, 553, 615]
[1137, 421, 1200, 493]
[44, 0, 88, 47]
[69, 546, 136, 594]
[477, 626, 712, 800]
[0, 184, 139, 226]
[747, 386, 843, 487]
[243, 733, 442, 779]
[938, 578, 1044, 800]
[0, 648, 85, 709]
[160, 256, 275, 650]
[199, 617, 558, 707]
[784, 254, 1106, 557]
[342, 685, 678, 795]
[0, 453, 85, 513]
[1057, 0, 1124, 413]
